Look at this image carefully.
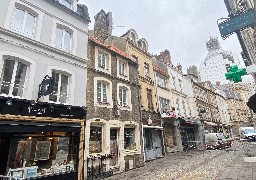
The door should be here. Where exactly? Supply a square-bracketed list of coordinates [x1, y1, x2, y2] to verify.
[152, 130, 163, 158]
[110, 129, 119, 167]
[144, 129, 156, 161]
[0, 138, 10, 175]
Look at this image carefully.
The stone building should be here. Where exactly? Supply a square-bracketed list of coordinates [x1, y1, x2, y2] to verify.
[0, 0, 89, 179]
[85, 10, 143, 178]
[113, 29, 163, 161]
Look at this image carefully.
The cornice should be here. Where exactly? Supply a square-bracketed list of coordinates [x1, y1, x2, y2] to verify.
[171, 89, 187, 98]
[139, 75, 154, 85]
[0, 27, 86, 68]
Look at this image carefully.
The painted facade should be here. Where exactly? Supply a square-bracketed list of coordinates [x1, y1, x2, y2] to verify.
[0, 0, 90, 179]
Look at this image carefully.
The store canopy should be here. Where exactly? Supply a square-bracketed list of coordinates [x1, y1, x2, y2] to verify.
[0, 120, 81, 133]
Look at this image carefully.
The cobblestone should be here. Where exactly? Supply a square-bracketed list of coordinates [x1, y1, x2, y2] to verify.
[106, 141, 256, 180]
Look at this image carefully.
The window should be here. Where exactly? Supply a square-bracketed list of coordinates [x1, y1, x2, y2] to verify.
[147, 89, 153, 111]
[49, 71, 69, 103]
[144, 63, 149, 77]
[182, 100, 187, 116]
[97, 82, 109, 104]
[172, 76, 176, 89]
[11, 7, 36, 38]
[60, 0, 72, 9]
[159, 97, 170, 114]
[0, 58, 28, 97]
[130, 32, 136, 43]
[89, 126, 102, 153]
[178, 79, 182, 91]
[124, 128, 136, 150]
[55, 27, 72, 52]
[119, 62, 127, 76]
[176, 98, 180, 115]
[157, 75, 166, 88]
[119, 87, 127, 106]
[98, 51, 108, 70]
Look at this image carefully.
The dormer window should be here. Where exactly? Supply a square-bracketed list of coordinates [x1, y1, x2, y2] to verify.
[59, 0, 72, 9]
[131, 32, 136, 43]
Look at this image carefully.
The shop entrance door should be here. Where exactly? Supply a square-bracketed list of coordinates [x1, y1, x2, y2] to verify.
[144, 129, 156, 161]
[152, 130, 163, 158]
[0, 138, 10, 175]
[110, 129, 119, 167]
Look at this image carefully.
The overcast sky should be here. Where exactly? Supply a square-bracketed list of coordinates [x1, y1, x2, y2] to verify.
[81, 0, 244, 71]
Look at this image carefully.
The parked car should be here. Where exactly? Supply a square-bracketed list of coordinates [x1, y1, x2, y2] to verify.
[205, 133, 231, 150]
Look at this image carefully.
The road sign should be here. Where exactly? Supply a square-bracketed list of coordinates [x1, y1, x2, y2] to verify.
[225, 65, 247, 83]
[218, 9, 256, 38]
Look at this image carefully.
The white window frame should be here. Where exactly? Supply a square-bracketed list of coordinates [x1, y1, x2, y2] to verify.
[117, 83, 132, 111]
[0, 51, 36, 100]
[117, 58, 129, 80]
[94, 77, 113, 108]
[50, 20, 77, 55]
[95, 47, 111, 74]
[4, 2, 43, 41]
[46, 66, 75, 105]
[54, 25, 73, 53]
[0, 57, 28, 98]
[58, 0, 77, 11]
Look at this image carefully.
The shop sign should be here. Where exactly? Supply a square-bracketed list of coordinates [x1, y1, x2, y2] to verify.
[218, 9, 256, 38]
[161, 112, 176, 118]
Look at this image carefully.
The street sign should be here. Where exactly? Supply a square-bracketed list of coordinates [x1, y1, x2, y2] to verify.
[225, 65, 247, 83]
[218, 9, 256, 38]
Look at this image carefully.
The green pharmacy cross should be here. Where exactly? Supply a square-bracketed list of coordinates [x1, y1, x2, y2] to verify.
[225, 65, 247, 83]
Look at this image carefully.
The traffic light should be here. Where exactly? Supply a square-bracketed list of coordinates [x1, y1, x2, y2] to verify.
[225, 65, 247, 83]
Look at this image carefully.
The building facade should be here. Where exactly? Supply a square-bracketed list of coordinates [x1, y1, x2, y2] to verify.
[113, 29, 164, 161]
[0, 0, 90, 179]
[85, 11, 144, 179]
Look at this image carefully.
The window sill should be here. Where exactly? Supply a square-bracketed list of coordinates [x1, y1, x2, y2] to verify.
[95, 102, 113, 108]
[123, 149, 138, 154]
[96, 68, 111, 75]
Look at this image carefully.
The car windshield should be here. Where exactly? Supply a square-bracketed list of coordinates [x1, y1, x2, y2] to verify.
[244, 129, 255, 134]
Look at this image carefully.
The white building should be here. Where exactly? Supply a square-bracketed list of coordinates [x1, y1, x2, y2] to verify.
[0, 0, 90, 179]
[199, 37, 241, 84]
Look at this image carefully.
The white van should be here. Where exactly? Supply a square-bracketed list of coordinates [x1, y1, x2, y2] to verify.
[239, 127, 256, 139]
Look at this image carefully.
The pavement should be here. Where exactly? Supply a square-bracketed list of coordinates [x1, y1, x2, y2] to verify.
[105, 141, 256, 180]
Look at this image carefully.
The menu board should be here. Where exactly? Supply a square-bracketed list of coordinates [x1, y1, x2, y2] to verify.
[35, 141, 51, 160]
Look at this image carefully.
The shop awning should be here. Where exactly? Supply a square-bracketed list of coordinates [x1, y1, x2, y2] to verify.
[0, 120, 81, 133]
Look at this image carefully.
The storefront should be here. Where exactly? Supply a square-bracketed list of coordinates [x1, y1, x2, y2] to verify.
[142, 111, 164, 161]
[0, 97, 86, 180]
[179, 118, 201, 150]
[161, 112, 179, 153]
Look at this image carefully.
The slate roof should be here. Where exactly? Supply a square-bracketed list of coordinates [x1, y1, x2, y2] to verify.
[45, 0, 90, 22]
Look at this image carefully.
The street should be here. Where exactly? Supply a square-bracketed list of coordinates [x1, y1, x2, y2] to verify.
[106, 141, 256, 180]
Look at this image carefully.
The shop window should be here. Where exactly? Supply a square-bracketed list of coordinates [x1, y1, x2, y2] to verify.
[55, 26, 72, 52]
[49, 71, 69, 104]
[11, 6, 36, 38]
[0, 58, 28, 97]
[3, 132, 79, 178]
[124, 128, 136, 150]
[89, 126, 102, 153]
